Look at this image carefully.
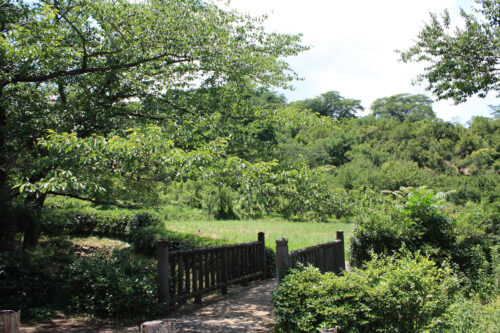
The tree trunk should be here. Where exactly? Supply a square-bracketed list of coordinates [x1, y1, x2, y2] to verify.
[0, 86, 16, 250]
[22, 192, 46, 249]
[0, 86, 8, 200]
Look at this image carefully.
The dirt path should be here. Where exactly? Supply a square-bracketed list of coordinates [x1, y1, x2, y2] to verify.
[21, 278, 278, 332]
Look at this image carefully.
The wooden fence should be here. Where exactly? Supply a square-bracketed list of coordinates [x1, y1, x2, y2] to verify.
[276, 231, 345, 282]
[157, 232, 266, 310]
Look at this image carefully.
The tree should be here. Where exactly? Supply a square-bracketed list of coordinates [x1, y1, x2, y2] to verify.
[400, 0, 500, 103]
[291, 91, 364, 119]
[246, 86, 287, 107]
[371, 94, 436, 122]
[0, 0, 306, 248]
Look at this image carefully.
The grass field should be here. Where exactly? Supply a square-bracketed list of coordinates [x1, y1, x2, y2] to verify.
[163, 218, 354, 252]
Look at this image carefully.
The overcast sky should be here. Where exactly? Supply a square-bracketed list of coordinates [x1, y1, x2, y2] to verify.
[226, 0, 498, 123]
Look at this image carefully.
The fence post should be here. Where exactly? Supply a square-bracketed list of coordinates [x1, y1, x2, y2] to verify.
[336, 230, 346, 272]
[0, 310, 20, 333]
[320, 246, 326, 273]
[276, 238, 291, 283]
[222, 247, 228, 294]
[258, 232, 266, 280]
[157, 239, 170, 310]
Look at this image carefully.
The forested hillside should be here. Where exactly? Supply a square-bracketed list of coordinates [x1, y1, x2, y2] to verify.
[157, 88, 499, 222]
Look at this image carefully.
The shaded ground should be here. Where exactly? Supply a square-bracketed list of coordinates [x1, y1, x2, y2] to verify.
[166, 278, 277, 332]
[21, 278, 277, 333]
[21, 320, 138, 333]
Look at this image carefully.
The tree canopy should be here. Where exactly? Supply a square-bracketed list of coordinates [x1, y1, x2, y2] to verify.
[371, 94, 436, 122]
[290, 90, 364, 119]
[400, 0, 500, 103]
[0, 0, 307, 247]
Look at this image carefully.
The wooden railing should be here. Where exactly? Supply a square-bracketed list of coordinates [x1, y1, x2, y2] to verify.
[157, 232, 266, 310]
[276, 231, 345, 282]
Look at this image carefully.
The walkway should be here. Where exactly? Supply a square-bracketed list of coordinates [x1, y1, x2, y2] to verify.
[166, 278, 277, 332]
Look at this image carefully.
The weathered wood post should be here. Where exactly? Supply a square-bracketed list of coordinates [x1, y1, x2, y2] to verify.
[320, 246, 326, 273]
[276, 238, 291, 283]
[194, 252, 202, 304]
[258, 232, 266, 280]
[221, 247, 228, 294]
[241, 245, 249, 287]
[157, 239, 170, 309]
[336, 230, 346, 272]
[0, 310, 20, 333]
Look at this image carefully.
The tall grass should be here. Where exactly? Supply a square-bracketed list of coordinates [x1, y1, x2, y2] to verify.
[163, 218, 353, 252]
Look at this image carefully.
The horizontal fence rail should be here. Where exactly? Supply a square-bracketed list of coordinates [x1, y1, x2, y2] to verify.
[157, 232, 266, 310]
[276, 230, 345, 282]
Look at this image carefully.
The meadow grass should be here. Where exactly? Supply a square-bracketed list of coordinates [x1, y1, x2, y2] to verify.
[163, 218, 353, 252]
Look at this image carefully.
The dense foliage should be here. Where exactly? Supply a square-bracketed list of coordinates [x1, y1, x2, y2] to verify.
[400, 0, 500, 103]
[0, 243, 161, 320]
[0, 0, 307, 248]
[274, 253, 459, 332]
[349, 187, 499, 292]
[63, 251, 159, 319]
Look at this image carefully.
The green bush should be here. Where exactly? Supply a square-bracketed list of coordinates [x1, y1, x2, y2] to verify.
[335, 156, 434, 191]
[273, 252, 458, 333]
[66, 210, 99, 236]
[0, 239, 74, 318]
[0, 241, 158, 320]
[41, 208, 163, 242]
[157, 204, 209, 221]
[42, 206, 239, 259]
[453, 201, 500, 244]
[349, 187, 496, 291]
[444, 173, 500, 205]
[441, 295, 500, 332]
[133, 226, 169, 256]
[0, 250, 58, 311]
[350, 187, 454, 267]
[63, 250, 159, 319]
[265, 247, 276, 278]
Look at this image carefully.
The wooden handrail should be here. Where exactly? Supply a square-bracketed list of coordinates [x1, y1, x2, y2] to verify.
[277, 231, 345, 283]
[157, 232, 266, 312]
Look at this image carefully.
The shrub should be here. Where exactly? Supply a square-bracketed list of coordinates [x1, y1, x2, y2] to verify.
[442, 295, 500, 332]
[265, 247, 276, 278]
[157, 204, 209, 221]
[453, 201, 500, 244]
[335, 157, 434, 191]
[63, 250, 159, 319]
[0, 239, 74, 318]
[273, 252, 458, 333]
[349, 187, 497, 291]
[0, 250, 57, 311]
[444, 173, 500, 205]
[350, 187, 454, 267]
[66, 210, 99, 236]
[133, 226, 169, 256]
[41, 208, 163, 243]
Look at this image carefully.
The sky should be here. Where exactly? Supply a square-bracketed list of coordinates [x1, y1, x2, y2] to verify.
[226, 0, 498, 124]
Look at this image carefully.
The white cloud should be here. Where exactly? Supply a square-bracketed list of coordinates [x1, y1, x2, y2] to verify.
[225, 0, 498, 123]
